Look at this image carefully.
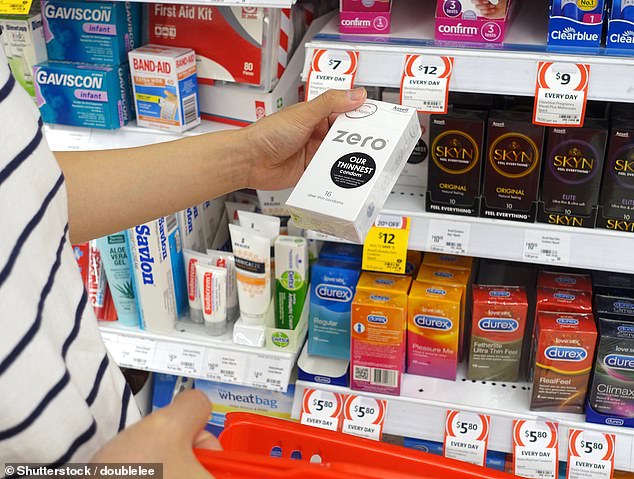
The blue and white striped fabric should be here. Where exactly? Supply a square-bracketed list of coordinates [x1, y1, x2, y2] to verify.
[0, 48, 139, 470]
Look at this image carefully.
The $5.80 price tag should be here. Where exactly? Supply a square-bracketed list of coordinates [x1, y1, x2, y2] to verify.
[444, 410, 490, 467]
[300, 388, 345, 432]
[567, 429, 616, 479]
[513, 420, 559, 479]
[306, 49, 359, 102]
[0, 0, 33, 14]
[400, 54, 454, 114]
[362, 215, 411, 274]
[342, 395, 388, 441]
[533, 62, 590, 127]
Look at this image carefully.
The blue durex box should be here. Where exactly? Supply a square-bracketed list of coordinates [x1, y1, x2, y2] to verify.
[548, 0, 607, 49]
[308, 259, 361, 360]
[318, 242, 363, 265]
[41, 0, 140, 65]
[34, 61, 131, 129]
[607, 0, 634, 51]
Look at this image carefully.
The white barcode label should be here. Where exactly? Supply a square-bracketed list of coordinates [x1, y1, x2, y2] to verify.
[370, 368, 398, 387]
[165, 214, 178, 233]
[182, 93, 198, 125]
[426, 219, 470, 255]
[354, 366, 370, 382]
[523, 230, 571, 265]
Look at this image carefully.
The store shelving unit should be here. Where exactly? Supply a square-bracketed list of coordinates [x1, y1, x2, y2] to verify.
[291, 365, 634, 472]
[110, 0, 296, 7]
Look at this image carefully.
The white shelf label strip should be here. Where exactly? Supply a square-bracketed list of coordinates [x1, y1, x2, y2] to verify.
[426, 219, 471, 256]
[523, 230, 571, 265]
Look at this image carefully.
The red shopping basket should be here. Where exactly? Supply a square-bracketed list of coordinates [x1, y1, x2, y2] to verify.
[194, 412, 518, 478]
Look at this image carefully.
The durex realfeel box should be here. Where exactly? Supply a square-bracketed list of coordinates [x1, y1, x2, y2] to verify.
[287, 100, 421, 243]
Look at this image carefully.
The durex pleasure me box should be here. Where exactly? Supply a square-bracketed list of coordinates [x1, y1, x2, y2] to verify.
[287, 100, 421, 243]
[435, 0, 513, 44]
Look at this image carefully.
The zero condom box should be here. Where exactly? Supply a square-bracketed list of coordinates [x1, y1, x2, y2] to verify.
[548, 0, 607, 49]
[286, 100, 421, 243]
[607, 0, 634, 51]
[128, 44, 201, 132]
[435, 0, 514, 44]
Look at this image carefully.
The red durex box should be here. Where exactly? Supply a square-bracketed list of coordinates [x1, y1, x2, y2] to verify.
[537, 271, 593, 293]
[536, 288, 593, 315]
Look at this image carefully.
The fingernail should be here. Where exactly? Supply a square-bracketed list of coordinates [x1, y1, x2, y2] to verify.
[348, 87, 366, 101]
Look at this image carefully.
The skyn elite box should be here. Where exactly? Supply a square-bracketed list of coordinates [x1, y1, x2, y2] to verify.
[548, 0, 607, 49]
[41, 0, 141, 65]
[427, 108, 487, 217]
[607, 0, 634, 51]
[434, 0, 513, 44]
[481, 111, 545, 222]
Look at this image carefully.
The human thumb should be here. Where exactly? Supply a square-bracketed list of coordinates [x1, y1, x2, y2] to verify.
[296, 88, 367, 127]
[157, 389, 216, 445]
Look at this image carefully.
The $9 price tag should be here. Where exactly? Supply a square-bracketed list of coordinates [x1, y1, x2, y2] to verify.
[342, 395, 387, 441]
[444, 410, 490, 467]
[300, 388, 344, 432]
[567, 429, 616, 479]
[513, 420, 559, 479]
[306, 49, 359, 102]
[362, 215, 410, 274]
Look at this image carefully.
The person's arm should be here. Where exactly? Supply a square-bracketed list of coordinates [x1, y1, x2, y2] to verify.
[57, 88, 367, 244]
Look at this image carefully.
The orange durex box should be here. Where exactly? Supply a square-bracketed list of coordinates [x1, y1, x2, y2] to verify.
[530, 312, 597, 414]
[351, 290, 407, 396]
[422, 252, 473, 271]
[406, 250, 423, 277]
[357, 271, 412, 297]
[407, 281, 462, 381]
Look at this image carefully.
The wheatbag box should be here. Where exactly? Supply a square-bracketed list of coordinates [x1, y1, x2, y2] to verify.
[41, 0, 140, 65]
[308, 259, 361, 360]
[548, 0, 607, 49]
[287, 100, 421, 243]
[435, 0, 513, 44]
[34, 61, 131, 129]
[607, 0, 634, 51]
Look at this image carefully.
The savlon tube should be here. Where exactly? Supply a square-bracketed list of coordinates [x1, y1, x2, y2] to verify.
[274, 236, 308, 330]
[228, 224, 271, 325]
[225, 201, 255, 225]
[183, 249, 215, 324]
[196, 263, 227, 336]
[237, 210, 281, 247]
[206, 250, 239, 322]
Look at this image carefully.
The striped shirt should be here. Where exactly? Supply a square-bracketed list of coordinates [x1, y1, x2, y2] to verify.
[0, 49, 139, 470]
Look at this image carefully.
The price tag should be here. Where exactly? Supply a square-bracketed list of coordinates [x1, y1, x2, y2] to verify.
[444, 410, 490, 467]
[155, 344, 204, 376]
[342, 395, 387, 441]
[523, 230, 571, 265]
[300, 388, 345, 432]
[426, 219, 471, 255]
[306, 49, 359, 101]
[513, 420, 559, 479]
[116, 336, 157, 370]
[203, 349, 249, 385]
[246, 354, 290, 392]
[533, 62, 590, 127]
[400, 54, 454, 113]
[567, 429, 616, 479]
[0, 0, 34, 15]
[362, 215, 411, 274]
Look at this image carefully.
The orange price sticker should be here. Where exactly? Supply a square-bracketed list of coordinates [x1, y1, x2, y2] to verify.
[400, 54, 454, 114]
[444, 410, 490, 467]
[513, 420, 559, 479]
[567, 429, 616, 479]
[300, 388, 345, 432]
[341, 394, 387, 441]
[306, 49, 359, 102]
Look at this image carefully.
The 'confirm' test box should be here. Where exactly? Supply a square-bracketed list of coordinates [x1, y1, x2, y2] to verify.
[286, 99, 421, 243]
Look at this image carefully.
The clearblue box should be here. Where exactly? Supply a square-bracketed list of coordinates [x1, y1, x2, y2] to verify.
[41, 0, 141, 65]
[34, 61, 131, 129]
[308, 259, 361, 360]
[607, 0, 634, 51]
[548, 0, 607, 49]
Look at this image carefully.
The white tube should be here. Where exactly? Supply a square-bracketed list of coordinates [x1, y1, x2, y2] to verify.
[183, 249, 215, 324]
[237, 210, 281, 247]
[228, 224, 271, 325]
[206, 249, 239, 322]
[225, 201, 255, 225]
[196, 263, 227, 336]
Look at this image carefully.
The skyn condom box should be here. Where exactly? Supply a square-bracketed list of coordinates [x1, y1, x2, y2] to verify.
[548, 0, 607, 50]
[537, 120, 608, 228]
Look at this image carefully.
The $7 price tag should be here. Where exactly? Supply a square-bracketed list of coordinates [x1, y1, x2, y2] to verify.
[306, 49, 359, 102]
[567, 429, 616, 479]
[342, 395, 387, 441]
[444, 410, 490, 467]
[300, 388, 344, 432]
[513, 420, 559, 479]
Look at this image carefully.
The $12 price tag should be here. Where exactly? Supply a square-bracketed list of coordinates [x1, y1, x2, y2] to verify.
[306, 49, 359, 102]
[400, 54, 454, 114]
[300, 388, 345, 432]
[567, 429, 616, 479]
[444, 410, 490, 467]
[533, 62, 590, 127]
[513, 420, 559, 479]
[342, 395, 388, 441]
[0, 0, 33, 14]
[362, 215, 411, 274]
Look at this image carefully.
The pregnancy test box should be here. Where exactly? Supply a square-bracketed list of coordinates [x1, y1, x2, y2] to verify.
[435, 0, 513, 44]
[287, 100, 421, 243]
[339, 0, 392, 34]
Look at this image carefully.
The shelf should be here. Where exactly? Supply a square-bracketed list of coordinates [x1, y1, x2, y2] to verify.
[302, 0, 634, 103]
[44, 119, 236, 152]
[291, 364, 634, 472]
[99, 320, 298, 392]
[109, 0, 296, 7]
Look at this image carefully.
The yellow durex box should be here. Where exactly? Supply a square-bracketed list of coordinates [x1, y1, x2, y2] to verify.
[416, 265, 470, 359]
[356, 271, 412, 297]
[407, 281, 462, 381]
[351, 289, 407, 396]
[422, 252, 473, 271]
[406, 250, 423, 277]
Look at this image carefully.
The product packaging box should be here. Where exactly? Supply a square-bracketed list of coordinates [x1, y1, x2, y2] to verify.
[297, 342, 350, 387]
[287, 100, 421, 243]
[435, 0, 513, 44]
[34, 61, 132, 129]
[0, 7, 48, 100]
[308, 259, 361, 360]
[469, 285, 528, 382]
[41, 0, 141, 64]
[530, 312, 597, 413]
[339, 0, 392, 34]
[538, 121, 609, 227]
[356, 271, 412, 296]
[149, 4, 280, 89]
[607, 0, 634, 52]
[536, 287, 593, 318]
[274, 236, 309, 330]
[128, 45, 200, 132]
[537, 271, 593, 292]
[405, 250, 423, 277]
[427, 108, 488, 216]
[177, 206, 206, 253]
[597, 119, 634, 230]
[481, 111, 545, 222]
[319, 241, 363, 265]
[422, 252, 474, 272]
[548, 0, 607, 49]
[351, 289, 407, 396]
[592, 271, 634, 297]
[595, 294, 634, 321]
[407, 281, 462, 381]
